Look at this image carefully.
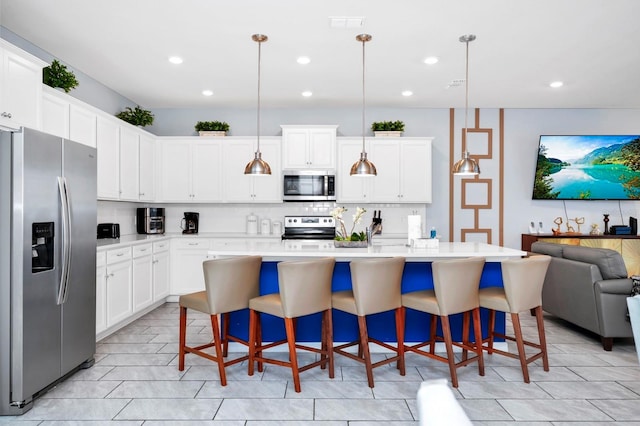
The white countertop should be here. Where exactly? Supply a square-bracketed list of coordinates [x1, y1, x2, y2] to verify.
[207, 240, 526, 262]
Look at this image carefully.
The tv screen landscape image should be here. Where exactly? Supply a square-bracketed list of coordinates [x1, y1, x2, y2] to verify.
[533, 135, 640, 200]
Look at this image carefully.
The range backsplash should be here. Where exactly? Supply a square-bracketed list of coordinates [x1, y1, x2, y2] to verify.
[97, 201, 428, 237]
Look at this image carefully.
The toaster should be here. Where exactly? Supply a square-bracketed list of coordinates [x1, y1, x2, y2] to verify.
[97, 223, 120, 239]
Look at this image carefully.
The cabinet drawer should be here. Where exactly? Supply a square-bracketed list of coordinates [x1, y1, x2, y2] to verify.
[96, 251, 106, 267]
[153, 240, 170, 253]
[173, 239, 210, 250]
[106, 246, 132, 264]
[132, 243, 152, 258]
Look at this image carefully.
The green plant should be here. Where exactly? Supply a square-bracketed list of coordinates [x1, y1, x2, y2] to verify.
[195, 121, 230, 132]
[116, 106, 154, 127]
[43, 59, 79, 93]
[331, 206, 367, 241]
[371, 120, 405, 132]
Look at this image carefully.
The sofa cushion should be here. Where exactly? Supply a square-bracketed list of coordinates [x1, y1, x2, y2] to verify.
[531, 241, 564, 258]
[562, 245, 628, 280]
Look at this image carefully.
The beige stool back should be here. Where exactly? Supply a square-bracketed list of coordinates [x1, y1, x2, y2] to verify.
[350, 257, 405, 316]
[202, 255, 262, 314]
[432, 257, 486, 315]
[501, 256, 551, 312]
[278, 257, 336, 318]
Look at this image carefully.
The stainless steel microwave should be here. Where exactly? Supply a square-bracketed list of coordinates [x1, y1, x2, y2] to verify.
[282, 169, 336, 201]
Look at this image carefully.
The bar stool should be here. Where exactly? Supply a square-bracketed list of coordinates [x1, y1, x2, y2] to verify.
[178, 255, 262, 386]
[479, 255, 551, 383]
[402, 257, 485, 388]
[248, 257, 335, 393]
[332, 256, 406, 388]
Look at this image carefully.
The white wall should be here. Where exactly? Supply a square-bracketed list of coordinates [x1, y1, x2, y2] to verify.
[99, 107, 640, 249]
[504, 109, 640, 249]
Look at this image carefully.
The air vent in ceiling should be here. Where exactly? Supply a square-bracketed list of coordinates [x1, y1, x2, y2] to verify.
[446, 79, 466, 89]
[329, 16, 365, 28]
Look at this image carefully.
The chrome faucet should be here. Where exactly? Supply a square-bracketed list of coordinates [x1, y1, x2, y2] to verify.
[366, 211, 383, 246]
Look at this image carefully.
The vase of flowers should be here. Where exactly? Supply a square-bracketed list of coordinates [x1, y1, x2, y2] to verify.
[331, 206, 368, 248]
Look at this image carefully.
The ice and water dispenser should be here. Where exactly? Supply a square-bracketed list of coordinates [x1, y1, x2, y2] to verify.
[32, 222, 54, 273]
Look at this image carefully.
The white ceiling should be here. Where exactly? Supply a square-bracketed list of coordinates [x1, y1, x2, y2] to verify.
[2, 0, 640, 110]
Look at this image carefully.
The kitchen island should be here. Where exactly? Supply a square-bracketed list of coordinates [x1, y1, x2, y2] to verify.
[206, 240, 526, 346]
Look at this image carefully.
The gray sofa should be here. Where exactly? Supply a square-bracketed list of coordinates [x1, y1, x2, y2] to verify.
[530, 241, 633, 350]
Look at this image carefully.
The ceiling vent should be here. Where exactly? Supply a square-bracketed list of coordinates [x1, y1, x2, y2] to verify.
[329, 16, 365, 28]
[446, 79, 466, 89]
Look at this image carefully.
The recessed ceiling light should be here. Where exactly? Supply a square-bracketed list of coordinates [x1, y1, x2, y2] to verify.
[297, 56, 311, 65]
[423, 56, 439, 65]
[302, 91, 313, 97]
[402, 90, 413, 97]
[202, 90, 213, 96]
[550, 81, 563, 88]
[168, 56, 183, 64]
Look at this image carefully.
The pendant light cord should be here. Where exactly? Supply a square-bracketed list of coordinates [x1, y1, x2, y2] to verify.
[464, 38, 469, 148]
[361, 37, 366, 155]
[257, 38, 262, 154]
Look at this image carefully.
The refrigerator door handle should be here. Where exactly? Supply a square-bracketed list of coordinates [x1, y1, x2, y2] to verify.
[57, 176, 72, 305]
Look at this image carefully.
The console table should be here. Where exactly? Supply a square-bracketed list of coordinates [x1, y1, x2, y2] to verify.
[522, 233, 640, 276]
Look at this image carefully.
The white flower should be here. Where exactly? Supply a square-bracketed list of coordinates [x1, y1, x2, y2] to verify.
[331, 206, 367, 240]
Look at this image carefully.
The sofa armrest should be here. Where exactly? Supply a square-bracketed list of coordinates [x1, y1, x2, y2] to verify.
[595, 278, 632, 295]
[594, 278, 633, 338]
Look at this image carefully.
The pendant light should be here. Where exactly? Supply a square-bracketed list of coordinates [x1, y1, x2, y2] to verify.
[452, 34, 480, 176]
[350, 33, 377, 176]
[244, 34, 271, 175]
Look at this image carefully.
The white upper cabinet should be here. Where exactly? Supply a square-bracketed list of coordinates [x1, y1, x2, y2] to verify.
[221, 137, 282, 203]
[138, 133, 155, 201]
[119, 126, 140, 201]
[369, 138, 432, 203]
[42, 88, 70, 138]
[0, 39, 45, 130]
[158, 138, 222, 202]
[69, 103, 97, 148]
[96, 116, 120, 199]
[336, 138, 372, 203]
[281, 125, 337, 169]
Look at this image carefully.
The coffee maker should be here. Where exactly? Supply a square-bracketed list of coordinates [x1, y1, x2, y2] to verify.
[181, 212, 199, 234]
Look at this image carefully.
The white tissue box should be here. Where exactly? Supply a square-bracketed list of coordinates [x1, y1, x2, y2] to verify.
[413, 238, 439, 249]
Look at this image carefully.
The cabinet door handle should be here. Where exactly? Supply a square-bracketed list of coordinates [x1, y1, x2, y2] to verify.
[116, 253, 124, 256]
[188, 242, 198, 246]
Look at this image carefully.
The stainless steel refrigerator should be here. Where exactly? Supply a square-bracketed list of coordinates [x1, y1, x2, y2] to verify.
[0, 127, 97, 415]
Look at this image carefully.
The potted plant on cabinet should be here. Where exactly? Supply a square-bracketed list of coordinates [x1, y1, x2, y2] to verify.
[116, 106, 154, 127]
[195, 120, 230, 136]
[371, 120, 405, 137]
[43, 59, 79, 93]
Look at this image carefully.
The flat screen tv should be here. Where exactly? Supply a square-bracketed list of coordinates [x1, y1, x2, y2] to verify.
[533, 135, 640, 200]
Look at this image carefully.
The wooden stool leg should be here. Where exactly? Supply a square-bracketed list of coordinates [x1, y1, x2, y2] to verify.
[325, 309, 335, 379]
[178, 306, 187, 371]
[511, 312, 530, 383]
[358, 315, 375, 388]
[429, 315, 437, 355]
[222, 312, 230, 358]
[472, 307, 484, 376]
[285, 317, 301, 393]
[487, 309, 496, 353]
[248, 309, 257, 376]
[534, 306, 549, 371]
[210, 314, 227, 386]
[441, 315, 458, 388]
[395, 307, 406, 375]
[461, 311, 470, 361]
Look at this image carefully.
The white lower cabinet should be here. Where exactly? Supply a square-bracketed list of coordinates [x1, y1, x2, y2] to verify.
[170, 239, 211, 295]
[132, 244, 153, 312]
[152, 241, 170, 300]
[96, 252, 107, 334]
[105, 247, 133, 327]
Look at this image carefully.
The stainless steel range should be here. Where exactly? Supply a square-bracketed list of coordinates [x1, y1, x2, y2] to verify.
[282, 215, 336, 240]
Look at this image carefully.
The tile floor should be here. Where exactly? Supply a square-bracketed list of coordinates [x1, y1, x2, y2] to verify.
[2, 303, 640, 425]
